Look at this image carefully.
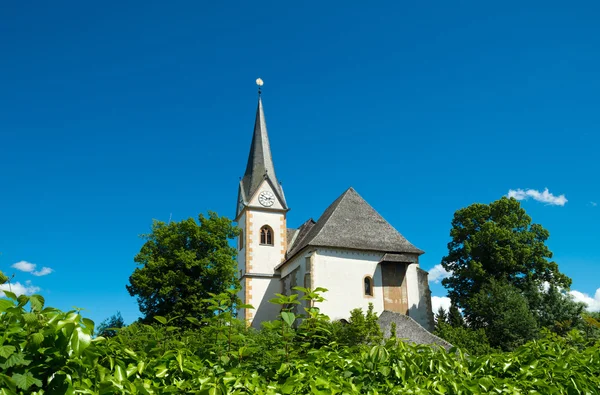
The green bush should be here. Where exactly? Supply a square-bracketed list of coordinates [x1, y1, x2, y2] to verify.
[1, 288, 600, 394]
[435, 322, 496, 356]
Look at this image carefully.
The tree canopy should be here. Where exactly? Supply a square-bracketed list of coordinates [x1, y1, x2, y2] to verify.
[126, 212, 239, 325]
[96, 311, 125, 338]
[441, 197, 571, 306]
[440, 197, 580, 347]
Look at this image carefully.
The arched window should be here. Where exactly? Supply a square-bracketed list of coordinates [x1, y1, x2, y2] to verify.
[364, 276, 374, 296]
[238, 229, 244, 250]
[260, 225, 274, 246]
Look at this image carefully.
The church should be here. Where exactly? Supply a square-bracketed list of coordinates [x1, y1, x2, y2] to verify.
[235, 89, 435, 331]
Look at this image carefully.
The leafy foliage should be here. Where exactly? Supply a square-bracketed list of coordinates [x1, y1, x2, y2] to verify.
[527, 283, 585, 335]
[468, 280, 539, 351]
[447, 303, 464, 328]
[1, 280, 600, 393]
[434, 306, 448, 327]
[96, 311, 125, 338]
[340, 303, 383, 346]
[442, 197, 571, 304]
[441, 197, 577, 350]
[435, 322, 495, 356]
[126, 212, 239, 326]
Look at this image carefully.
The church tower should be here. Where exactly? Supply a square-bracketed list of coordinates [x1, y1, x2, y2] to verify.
[235, 88, 288, 326]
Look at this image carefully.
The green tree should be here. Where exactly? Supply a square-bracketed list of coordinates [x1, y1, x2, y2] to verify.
[340, 303, 383, 346]
[127, 212, 239, 325]
[434, 322, 494, 356]
[96, 312, 125, 338]
[527, 284, 585, 335]
[441, 197, 572, 344]
[442, 197, 570, 304]
[468, 280, 538, 351]
[447, 303, 464, 328]
[435, 306, 448, 328]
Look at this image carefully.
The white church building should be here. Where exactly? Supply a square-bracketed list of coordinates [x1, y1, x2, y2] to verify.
[235, 93, 434, 331]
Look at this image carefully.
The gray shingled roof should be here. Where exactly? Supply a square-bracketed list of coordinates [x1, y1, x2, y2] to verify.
[286, 228, 298, 249]
[286, 187, 423, 260]
[378, 311, 452, 350]
[239, 97, 287, 210]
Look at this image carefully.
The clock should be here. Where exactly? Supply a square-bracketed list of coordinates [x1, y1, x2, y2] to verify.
[258, 191, 275, 207]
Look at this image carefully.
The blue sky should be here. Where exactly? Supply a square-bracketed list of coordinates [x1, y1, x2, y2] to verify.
[1, 1, 599, 324]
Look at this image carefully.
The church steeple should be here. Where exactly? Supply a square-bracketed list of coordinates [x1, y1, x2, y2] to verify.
[237, 91, 287, 217]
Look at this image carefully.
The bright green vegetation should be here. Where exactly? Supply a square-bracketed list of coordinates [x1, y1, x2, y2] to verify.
[126, 212, 239, 327]
[2, 199, 599, 393]
[440, 197, 587, 352]
[1, 285, 600, 394]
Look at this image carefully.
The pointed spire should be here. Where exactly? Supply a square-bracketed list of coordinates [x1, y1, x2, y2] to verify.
[240, 93, 287, 210]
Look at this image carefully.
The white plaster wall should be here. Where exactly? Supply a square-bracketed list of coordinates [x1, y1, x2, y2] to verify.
[247, 180, 285, 210]
[409, 267, 433, 329]
[405, 263, 430, 328]
[406, 263, 419, 312]
[249, 277, 282, 327]
[279, 252, 306, 279]
[248, 209, 285, 274]
[312, 249, 385, 321]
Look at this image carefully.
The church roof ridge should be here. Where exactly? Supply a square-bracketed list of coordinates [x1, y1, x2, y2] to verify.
[284, 187, 423, 263]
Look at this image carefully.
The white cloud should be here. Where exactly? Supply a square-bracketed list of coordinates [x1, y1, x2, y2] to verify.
[11, 261, 53, 276]
[32, 267, 53, 276]
[0, 281, 41, 297]
[431, 296, 452, 313]
[12, 261, 36, 272]
[428, 264, 452, 283]
[507, 188, 568, 206]
[569, 288, 600, 312]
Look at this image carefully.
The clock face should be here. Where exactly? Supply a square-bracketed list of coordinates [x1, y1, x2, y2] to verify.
[258, 191, 275, 207]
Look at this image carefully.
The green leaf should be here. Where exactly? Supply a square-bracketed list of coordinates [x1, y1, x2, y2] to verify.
[114, 364, 126, 383]
[23, 312, 38, 325]
[31, 332, 44, 346]
[281, 311, 296, 327]
[29, 295, 45, 312]
[154, 316, 167, 325]
[155, 365, 168, 378]
[2, 291, 17, 301]
[1, 352, 29, 369]
[70, 327, 91, 356]
[82, 318, 95, 333]
[186, 316, 201, 326]
[16, 295, 29, 307]
[0, 299, 14, 312]
[12, 372, 42, 390]
[0, 346, 16, 358]
[176, 351, 183, 372]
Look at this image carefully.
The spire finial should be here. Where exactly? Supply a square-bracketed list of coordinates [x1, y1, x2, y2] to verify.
[256, 78, 264, 96]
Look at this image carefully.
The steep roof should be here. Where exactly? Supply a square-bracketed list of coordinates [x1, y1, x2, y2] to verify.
[286, 187, 423, 260]
[239, 97, 287, 210]
[378, 311, 452, 349]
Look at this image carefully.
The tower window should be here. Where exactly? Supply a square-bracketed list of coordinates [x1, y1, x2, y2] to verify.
[238, 229, 244, 250]
[260, 225, 274, 246]
[364, 276, 374, 296]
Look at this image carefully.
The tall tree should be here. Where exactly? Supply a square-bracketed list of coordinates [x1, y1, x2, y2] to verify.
[96, 312, 125, 338]
[468, 280, 538, 351]
[435, 306, 448, 327]
[127, 212, 239, 325]
[447, 303, 464, 328]
[441, 197, 571, 314]
[527, 284, 585, 335]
